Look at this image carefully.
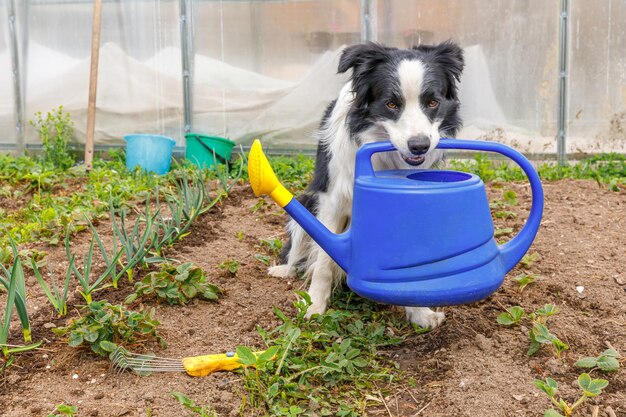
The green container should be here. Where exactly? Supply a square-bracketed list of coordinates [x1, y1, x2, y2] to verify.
[185, 133, 236, 169]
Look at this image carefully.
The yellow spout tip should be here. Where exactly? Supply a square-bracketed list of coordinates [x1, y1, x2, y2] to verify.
[248, 139, 293, 207]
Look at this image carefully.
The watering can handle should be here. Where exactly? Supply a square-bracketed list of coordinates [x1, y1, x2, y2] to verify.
[355, 139, 544, 272]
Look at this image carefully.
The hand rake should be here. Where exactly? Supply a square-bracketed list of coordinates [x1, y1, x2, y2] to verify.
[110, 347, 265, 377]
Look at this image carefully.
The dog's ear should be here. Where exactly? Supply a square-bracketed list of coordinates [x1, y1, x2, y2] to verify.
[414, 41, 464, 99]
[338, 42, 392, 74]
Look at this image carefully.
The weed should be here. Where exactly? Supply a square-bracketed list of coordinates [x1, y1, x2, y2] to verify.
[125, 263, 221, 305]
[575, 348, 621, 372]
[520, 252, 540, 269]
[254, 254, 271, 266]
[494, 227, 514, 237]
[497, 304, 568, 357]
[46, 404, 77, 417]
[237, 231, 245, 242]
[503, 189, 518, 205]
[30, 106, 76, 170]
[171, 392, 218, 417]
[513, 273, 540, 292]
[218, 259, 240, 275]
[53, 301, 165, 356]
[258, 237, 283, 257]
[237, 289, 418, 415]
[250, 198, 268, 213]
[534, 373, 608, 416]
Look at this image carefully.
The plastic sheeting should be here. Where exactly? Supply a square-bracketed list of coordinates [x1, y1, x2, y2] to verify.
[0, 1, 624, 153]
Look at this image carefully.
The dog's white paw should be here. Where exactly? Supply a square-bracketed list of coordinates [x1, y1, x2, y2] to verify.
[304, 301, 328, 319]
[405, 307, 445, 329]
[268, 264, 296, 278]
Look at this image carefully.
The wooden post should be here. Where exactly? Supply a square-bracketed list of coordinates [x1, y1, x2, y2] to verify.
[85, 0, 103, 171]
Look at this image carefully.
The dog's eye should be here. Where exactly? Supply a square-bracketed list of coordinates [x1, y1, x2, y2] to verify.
[427, 100, 439, 108]
[386, 101, 398, 110]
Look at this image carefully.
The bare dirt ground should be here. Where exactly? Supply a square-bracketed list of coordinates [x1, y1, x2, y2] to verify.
[1, 179, 624, 417]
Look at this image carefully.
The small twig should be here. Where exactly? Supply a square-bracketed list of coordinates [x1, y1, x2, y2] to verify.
[592, 406, 599, 417]
[379, 392, 393, 417]
[406, 390, 420, 407]
[606, 406, 617, 417]
[413, 401, 431, 416]
[604, 341, 618, 352]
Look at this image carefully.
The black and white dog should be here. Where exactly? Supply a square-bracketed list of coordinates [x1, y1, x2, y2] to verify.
[269, 41, 464, 329]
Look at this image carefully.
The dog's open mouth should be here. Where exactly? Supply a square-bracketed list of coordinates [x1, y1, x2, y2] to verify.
[401, 154, 425, 166]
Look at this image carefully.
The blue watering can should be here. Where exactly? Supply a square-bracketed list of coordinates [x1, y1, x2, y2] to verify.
[248, 138, 544, 307]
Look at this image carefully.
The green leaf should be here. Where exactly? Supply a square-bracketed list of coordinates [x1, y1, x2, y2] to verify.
[596, 356, 620, 372]
[496, 313, 515, 325]
[544, 409, 565, 417]
[236, 346, 257, 366]
[601, 348, 620, 358]
[267, 382, 279, 399]
[533, 378, 558, 398]
[99, 340, 118, 353]
[258, 345, 279, 363]
[578, 373, 608, 396]
[535, 304, 558, 317]
[575, 357, 598, 369]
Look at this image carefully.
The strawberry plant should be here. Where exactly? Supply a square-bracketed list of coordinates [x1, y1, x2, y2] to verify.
[575, 348, 621, 372]
[513, 273, 540, 291]
[497, 304, 568, 357]
[125, 262, 221, 305]
[53, 301, 165, 356]
[218, 259, 240, 275]
[534, 374, 608, 417]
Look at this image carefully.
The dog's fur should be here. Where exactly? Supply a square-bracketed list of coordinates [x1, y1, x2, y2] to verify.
[269, 41, 464, 328]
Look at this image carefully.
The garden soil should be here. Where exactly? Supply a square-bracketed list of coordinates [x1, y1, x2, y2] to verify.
[1, 179, 624, 417]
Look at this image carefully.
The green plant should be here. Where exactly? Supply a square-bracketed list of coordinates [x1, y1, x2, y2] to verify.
[520, 252, 540, 269]
[534, 374, 609, 417]
[47, 404, 77, 417]
[503, 189, 518, 205]
[0, 239, 33, 343]
[254, 254, 271, 266]
[31, 255, 74, 317]
[497, 304, 568, 357]
[575, 348, 621, 372]
[258, 238, 283, 257]
[0, 242, 41, 366]
[53, 301, 165, 356]
[218, 259, 240, 275]
[125, 262, 221, 306]
[237, 289, 418, 415]
[171, 391, 218, 417]
[152, 168, 221, 254]
[513, 273, 540, 292]
[30, 106, 76, 170]
[65, 228, 123, 303]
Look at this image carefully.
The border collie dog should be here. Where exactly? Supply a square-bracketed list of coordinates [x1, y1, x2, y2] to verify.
[269, 41, 464, 328]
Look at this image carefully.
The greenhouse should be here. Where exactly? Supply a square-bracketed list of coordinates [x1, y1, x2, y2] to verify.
[1, 1, 625, 416]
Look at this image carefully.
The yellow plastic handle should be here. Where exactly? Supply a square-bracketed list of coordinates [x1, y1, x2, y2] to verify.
[248, 139, 293, 207]
[182, 351, 266, 377]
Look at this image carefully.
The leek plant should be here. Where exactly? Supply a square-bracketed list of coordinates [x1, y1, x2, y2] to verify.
[152, 168, 221, 254]
[1, 239, 41, 362]
[109, 197, 162, 283]
[65, 230, 123, 304]
[0, 239, 32, 342]
[31, 256, 75, 317]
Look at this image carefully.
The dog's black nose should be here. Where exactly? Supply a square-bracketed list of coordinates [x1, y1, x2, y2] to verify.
[408, 135, 430, 155]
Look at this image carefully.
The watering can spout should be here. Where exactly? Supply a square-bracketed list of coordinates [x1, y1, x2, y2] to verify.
[248, 140, 351, 271]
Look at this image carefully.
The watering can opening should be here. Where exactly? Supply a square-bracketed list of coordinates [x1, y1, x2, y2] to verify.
[406, 171, 472, 183]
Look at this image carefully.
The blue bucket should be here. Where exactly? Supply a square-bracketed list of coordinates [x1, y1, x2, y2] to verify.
[124, 134, 176, 175]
